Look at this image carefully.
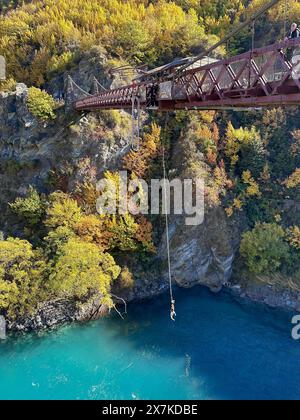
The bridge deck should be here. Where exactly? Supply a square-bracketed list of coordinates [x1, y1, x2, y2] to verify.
[74, 38, 300, 112]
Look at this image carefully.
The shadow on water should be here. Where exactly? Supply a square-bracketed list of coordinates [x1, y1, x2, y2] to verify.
[0, 286, 299, 400]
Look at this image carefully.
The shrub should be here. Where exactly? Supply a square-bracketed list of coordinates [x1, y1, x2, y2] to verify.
[27, 87, 56, 121]
[134, 216, 156, 253]
[284, 168, 300, 189]
[240, 223, 290, 274]
[119, 266, 134, 289]
[74, 182, 98, 214]
[106, 214, 139, 252]
[9, 186, 46, 228]
[225, 123, 265, 176]
[242, 170, 261, 197]
[75, 214, 111, 250]
[0, 238, 47, 319]
[0, 78, 16, 92]
[122, 123, 161, 178]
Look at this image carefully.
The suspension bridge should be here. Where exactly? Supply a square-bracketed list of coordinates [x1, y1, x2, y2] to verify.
[74, 37, 300, 112]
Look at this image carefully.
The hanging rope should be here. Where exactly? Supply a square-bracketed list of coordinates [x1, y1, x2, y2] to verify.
[251, 20, 256, 52]
[131, 96, 140, 151]
[162, 142, 176, 321]
[283, 0, 288, 39]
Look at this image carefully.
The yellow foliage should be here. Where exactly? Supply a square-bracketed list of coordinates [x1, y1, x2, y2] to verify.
[74, 182, 99, 214]
[242, 170, 261, 197]
[284, 168, 300, 189]
[75, 214, 111, 250]
[134, 216, 156, 253]
[286, 226, 300, 250]
[45, 191, 82, 230]
[225, 206, 234, 218]
[0, 238, 47, 319]
[225, 123, 261, 169]
[119, 266, 134, 289]
[233, 198, 243, 210]
[0, 0, 216, 84]
[49, 238, 120, 302]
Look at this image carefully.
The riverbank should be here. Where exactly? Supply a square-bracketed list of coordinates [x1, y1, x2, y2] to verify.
[229, 282, 300, 313]
[5, 276, 300, 334]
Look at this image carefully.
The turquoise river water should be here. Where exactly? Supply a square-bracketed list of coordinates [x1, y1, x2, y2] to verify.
[0, 287, 299, 400]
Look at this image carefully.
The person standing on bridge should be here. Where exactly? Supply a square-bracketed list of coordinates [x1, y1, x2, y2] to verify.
[286, 23, 300, 62]
[287, 23, 300, 40]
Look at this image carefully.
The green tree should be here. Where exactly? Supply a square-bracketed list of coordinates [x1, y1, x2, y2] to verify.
[225, 123, 264, 177]
[43, 225, 76, 258]
[9, 186, 46, 228]
[27, 87, 56, 121]
[240, 223, 290, 274]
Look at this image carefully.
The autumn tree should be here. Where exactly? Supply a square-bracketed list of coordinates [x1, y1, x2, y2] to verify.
[45, 191, 82, 230]
[0, 238, 48, 319]
[9, 186, 46, 228]
[49, 238, 120, 307]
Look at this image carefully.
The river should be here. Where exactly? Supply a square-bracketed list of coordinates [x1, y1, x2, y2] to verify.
[0, 287, 299, 400]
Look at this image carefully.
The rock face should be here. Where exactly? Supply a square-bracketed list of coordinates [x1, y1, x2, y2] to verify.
[0, 316, 6, 339]
[158, 208, 237, 293]
[230, 283, 300, 312]
[0, 83, 132, 224]
[8, 298, 109, 333]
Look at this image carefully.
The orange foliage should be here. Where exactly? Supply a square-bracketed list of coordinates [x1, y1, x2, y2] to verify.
[74, 182, 99, 214]
[134, 216, 156, 253]
[75, 215, 112, 250]
[206, 148, 217, 166]
[212, 122, 219, 147]
[122, 123, 161, 178]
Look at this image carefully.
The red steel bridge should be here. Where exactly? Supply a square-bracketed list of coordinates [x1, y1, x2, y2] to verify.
[74, 37, 300, 113]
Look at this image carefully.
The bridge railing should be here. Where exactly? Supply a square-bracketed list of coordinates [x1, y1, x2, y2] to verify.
[175, 38, 300, 103]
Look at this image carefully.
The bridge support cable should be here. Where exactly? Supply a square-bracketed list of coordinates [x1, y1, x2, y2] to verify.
[67, 75, 93, 99]
[174, 0, 282, 79]
[93, 76, 108, 95]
